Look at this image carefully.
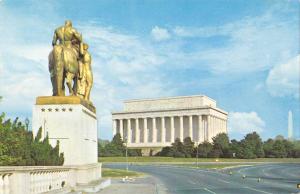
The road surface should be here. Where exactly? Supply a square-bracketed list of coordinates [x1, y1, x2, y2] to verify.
[104, 163, 300, 194]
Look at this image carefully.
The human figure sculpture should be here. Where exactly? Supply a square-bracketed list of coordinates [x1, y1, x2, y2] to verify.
[77, 43, 93, 102]
[48, 20, 82, 96]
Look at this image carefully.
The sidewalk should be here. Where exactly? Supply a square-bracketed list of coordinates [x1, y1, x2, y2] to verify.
[95, 176, 168, 194]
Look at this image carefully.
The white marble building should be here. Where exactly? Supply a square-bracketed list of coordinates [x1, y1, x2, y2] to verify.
[112, 95, 228, 155]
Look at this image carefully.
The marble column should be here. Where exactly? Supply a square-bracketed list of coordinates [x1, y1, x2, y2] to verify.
[127, 119, 131, 143]
[144, 118, 148, 143]
[203, 116, 207, 141]
[212, 116, 215, 137]
[120, 119, 123, 139]
[198, 115, 203, 143]
[180, 116, 184, 141]
[217, 118, 219, 135]
[189, 115, 193, 140]
[170, 116, 175, 142]
[220, 119, 222, 133]
[211, 116, 214, 138]
[216, 117, 219, 135]
[161, 117, 166, 143]
[218, 118, 221, 134]
[152, 117, 157, 143]
[218, 119, 220, 134]
[112, 119, 117, 136]
[207, 116, 211, 141]
[135, 118, 140, 143]
[215, 117, 217, 137]
[220, 119, 223, 132]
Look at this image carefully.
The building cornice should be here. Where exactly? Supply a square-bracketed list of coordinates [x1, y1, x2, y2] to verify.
[124, 94, 216, 103]
[112, 105, 228, 116]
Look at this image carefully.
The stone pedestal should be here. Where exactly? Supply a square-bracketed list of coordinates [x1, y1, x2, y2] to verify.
[32, 96, 98, 166]
[31, 96, 104, 190]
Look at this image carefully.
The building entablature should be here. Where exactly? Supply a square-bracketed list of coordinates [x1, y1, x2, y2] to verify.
[112, 106, 227, 120]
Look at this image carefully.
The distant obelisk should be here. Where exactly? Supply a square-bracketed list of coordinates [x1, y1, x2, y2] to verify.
[288, 110, 293, 140]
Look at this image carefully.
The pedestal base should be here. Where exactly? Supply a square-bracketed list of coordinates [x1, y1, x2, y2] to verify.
[32, 96, 98, 165]
[29, 96, 105, 192]
[71, 163, 102, 185]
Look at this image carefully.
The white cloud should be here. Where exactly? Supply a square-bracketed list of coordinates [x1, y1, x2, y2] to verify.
[228, 111, 265, 134]
[151, 26, 171, 41]
[12, 45, 51, 64]
[0, 6, 53, 115]
[170, 8, 298, 75]
[266, 55, 299, 99]
[173, 26, 227, 38]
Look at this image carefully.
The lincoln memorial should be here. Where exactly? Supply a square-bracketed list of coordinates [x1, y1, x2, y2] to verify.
[112, 95, 228, 155]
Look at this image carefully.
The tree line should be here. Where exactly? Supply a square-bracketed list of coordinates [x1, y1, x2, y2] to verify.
[100, 132, 300, 159]
[0, 113, 64, 165]
[158, 132, 300, 158]
[98, 134, 142, 157]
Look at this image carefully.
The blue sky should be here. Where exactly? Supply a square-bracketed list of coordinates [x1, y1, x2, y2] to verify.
[0, 0, 299, 141]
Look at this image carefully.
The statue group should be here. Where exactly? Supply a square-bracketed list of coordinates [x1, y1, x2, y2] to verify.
[48, 20, 93, 102]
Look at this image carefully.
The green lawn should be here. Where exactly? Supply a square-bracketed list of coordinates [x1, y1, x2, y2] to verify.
[99, 157, 300, 163]
[102, 168, 144, 178]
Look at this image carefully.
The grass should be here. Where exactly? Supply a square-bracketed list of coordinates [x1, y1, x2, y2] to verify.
[102, 168, 144, 178]
[99, 157, 300, 163]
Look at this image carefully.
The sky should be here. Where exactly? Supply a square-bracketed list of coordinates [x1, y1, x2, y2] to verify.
[0, 0, 299, 141]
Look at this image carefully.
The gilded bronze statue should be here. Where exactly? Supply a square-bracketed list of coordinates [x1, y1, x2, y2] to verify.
[77, 43, 93, 101]
[48, 20, 93, 103]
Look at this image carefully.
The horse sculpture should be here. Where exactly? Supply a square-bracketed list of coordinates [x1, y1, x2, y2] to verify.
[49, 44, 80, 96]
[49, 21, 93, 102]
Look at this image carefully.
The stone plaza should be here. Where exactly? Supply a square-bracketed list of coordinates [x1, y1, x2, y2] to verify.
[112, 95, 228, 155]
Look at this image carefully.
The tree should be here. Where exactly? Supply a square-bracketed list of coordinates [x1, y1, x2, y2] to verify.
[212, 133, 230, 150]
[156, 146, 173, 157]
[227, 139, 241, 158]
[171, 138, 185, 157]
[111, 133, 125, 150]
[105, 133, 126, 156]
[292, 141, 300, 158]
[98, 143, 106, 157]
[237, 141, 256, 159]
[211, 133, 230, 157]
[197, 141, 213, 158]
[263, 138, 274, 158]
[272, 140, 287, 158]
[98, 133, 142, 157]
[51, 141, 64, 165]
[30, 129, 64, 165]
[183, 137, 194, 158]
[209, 144, 223, 158]
[242, 132, 265, 158]
[0, 114, 64, 166]
[282, 140, 294, 158]
[128, 149, 142, 156]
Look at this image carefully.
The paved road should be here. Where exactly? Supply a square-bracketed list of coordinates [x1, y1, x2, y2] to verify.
[104, 163, 300, 194]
